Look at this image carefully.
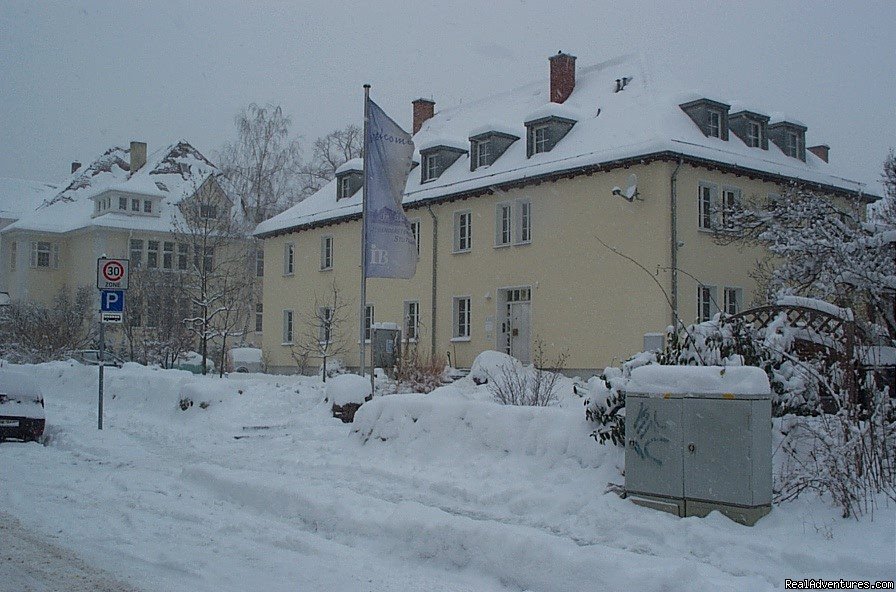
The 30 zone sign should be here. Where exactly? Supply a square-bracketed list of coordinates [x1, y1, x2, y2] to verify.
[96, 258, 130, 290]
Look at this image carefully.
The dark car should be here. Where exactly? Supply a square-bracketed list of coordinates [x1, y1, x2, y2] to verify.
[66, 349, 125, 368]
[0, 368, 45, 442]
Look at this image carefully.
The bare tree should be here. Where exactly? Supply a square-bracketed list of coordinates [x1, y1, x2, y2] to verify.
[122, 268, 193, 367]
[218, 103, 303, 224]
[290, 280, 351, 380]
[173, 175, 253, 374]
[0, 285, 96, 363]
[489, 338, 569, 406]
[298, 124, 362, 198]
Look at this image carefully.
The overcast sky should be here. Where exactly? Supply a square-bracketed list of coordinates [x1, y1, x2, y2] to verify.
[1, 0, 893, 195]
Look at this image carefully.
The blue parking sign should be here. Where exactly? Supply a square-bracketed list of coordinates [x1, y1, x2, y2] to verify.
[100, 290, 124, 313]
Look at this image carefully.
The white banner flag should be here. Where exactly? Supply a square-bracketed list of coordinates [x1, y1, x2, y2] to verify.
[363, 99, 417, 279]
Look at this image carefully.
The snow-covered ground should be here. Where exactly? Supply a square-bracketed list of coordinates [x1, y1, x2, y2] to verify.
[1, 361, 893, 591]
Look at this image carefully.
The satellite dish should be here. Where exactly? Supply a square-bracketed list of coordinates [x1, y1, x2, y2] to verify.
[624, 173, 639, 201]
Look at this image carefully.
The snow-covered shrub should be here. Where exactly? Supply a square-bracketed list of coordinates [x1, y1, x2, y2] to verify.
[394, 347, 447, 394]
[584, 351, 655, 446]
[0, 286, 95, 363]
[326, 373, 373, 423]
[481, 340, 569, 407]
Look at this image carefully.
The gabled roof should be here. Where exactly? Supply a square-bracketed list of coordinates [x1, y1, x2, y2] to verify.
[3, 140, 224, 235]
[256, 54, 874, 239]
[0, 177, 57, 220]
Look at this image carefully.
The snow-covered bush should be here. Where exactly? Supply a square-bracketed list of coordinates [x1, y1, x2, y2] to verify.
[0, 286, 95, 363]
[583, 351, 655, 446]
[326, 373, 373, 423]
[394, 347, 447, 394]
[477, 340, 569, 407]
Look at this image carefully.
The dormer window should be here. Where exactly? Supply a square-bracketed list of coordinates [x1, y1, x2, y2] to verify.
[469, 129, 519, 171]
[768, 120, 807, 161]
[680, 98, 730, 141]
[334, 161, 363, 200]
[419, 144, 467, 183]
[119, 197, 127, 210]
[729, 110, 770, 150]
[131, 198, 140, 212]
[144, 200, 152, 213]
[523, 115, 576, 158]
[200, 204, 218, 219]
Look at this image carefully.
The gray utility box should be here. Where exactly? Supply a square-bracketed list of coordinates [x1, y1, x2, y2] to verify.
[371, 322, 401, 373]
[623, 365, 772, 526]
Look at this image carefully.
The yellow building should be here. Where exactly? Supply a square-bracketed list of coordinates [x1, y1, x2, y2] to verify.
[1, 140, 262, 360]
[255, 54, 873, 375]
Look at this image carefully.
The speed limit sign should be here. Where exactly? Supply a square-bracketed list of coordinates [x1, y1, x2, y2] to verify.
[96, 258, 130, 290]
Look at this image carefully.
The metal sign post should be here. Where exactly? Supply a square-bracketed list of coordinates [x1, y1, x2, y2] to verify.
[96, 258, 129, 430]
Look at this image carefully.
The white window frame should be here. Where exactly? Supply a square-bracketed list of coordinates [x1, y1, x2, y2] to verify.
[177, 243, 188, 271]
[410, 219, 421, 258]
[318, 306, 333, 344]
[452, 296, 471, 340]
[697, 285, 718, 323]
[129, 239, 144, 268]
[453, 210, 472, 253]
[255, 302, 263, 333]
[282, 310, 294, 344]
[720, 186, 741, 230]
[146, 240, 159, 269]
[785, 130, 799, 158]
[163, 241, 174, 270]
[284, 242, 295, 276]
[320, 235, 333, 270]
[118, 197, 127, 210]
[495, 203, 512, 247]
[723, 287, 742, 316]
[516, 199, 532, 244]
[255, 248, 264, 277]
[423, 154, 439, 182]
[143, 200, 153, 213]
[698, 182, 717, 231]
[474, 139, 491, 169]
[404, 300, 420, 341]
[338, 176, 352, 199]
[708, 110, 721, 138]
[531, 125, 548, 154]
[30, 241, 59, 269]
[747, 121, 762, 148]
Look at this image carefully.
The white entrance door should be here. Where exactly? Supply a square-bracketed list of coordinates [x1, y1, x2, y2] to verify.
[507, 301, 531, 364]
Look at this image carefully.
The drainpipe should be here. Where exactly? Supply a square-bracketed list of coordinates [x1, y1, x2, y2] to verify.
[670, 158, 683, 329]
[426, 205, 438, 360]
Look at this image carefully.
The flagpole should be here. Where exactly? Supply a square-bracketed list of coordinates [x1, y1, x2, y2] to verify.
[359, 84, 371, 379]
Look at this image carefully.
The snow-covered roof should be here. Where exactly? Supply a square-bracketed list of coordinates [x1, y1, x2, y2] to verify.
[0, 177, 57, 220]
[256, 55, 873, 238]
[3, 140, 223, 235]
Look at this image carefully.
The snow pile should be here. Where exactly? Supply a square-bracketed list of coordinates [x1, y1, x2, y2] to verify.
[625, 365, 771, 396]
[326, 373, 371, 406]
[353, 393, 603, 468]
[229, 347, 262, 364]
[468, 350, 522, 384]
[776, 295, 855, 321]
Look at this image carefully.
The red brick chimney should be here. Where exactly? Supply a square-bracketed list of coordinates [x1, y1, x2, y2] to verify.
[412, 98, 435, 134]
[549, 52, 576, 104]
[808, 144, 830, 163]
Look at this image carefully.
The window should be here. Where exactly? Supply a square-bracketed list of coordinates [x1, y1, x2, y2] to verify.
[453, 297, 471, 339]
[474, 139, 491, 169]
[284, 243, 295, 275]
[119, 197, 127, 210]
[147, 240, 159, 269]
[130, 239, 144, 268]
[144, 200, 152, 213]
[256, 249, 264, 277]
[517, 200, 531, 244]
[282, 310, 294, 344]
[530, 125, 548, 154]
[698, 182, 716, 230]
[785, 131, 802, 158]
[163, 242, 174, 270]
[404, 301, 420, 341]
[320, 236, 333, 270]
[255, 302, 263, 333]
[747, 121, 762, 148]
[723, 287, 742, 316]
[338, 176, 352, 200]
[131, 198, 140, 212]
[177, 243, 188, 271]
[318, 306, 333, 343]
[423, 154, 439, 182]
[9, 241, 15, 271]
[496, 203, 512, 246]
[708, 110, 722, 138]
[453, 210, 471, 253]
[200, 204, 218, 219]
[30, 241, 58, 269]
[697, 285, 717, 323]
[194, 247, 214, 272]
[720, 187, 741, 230]
[410, 219, 421, 258]
[364, 305, 374, 341]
